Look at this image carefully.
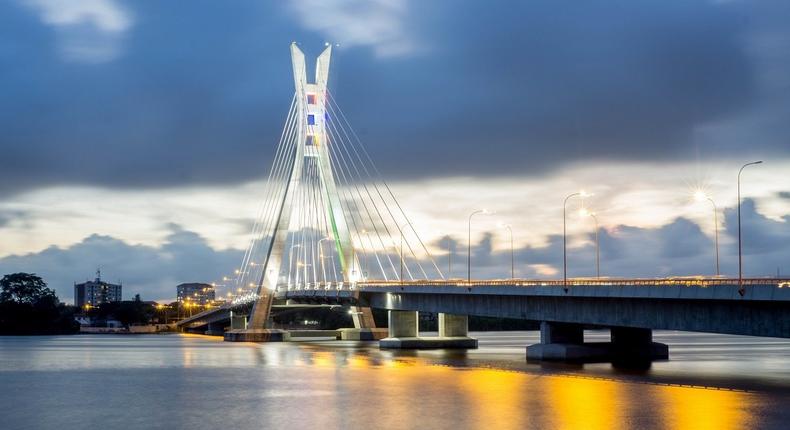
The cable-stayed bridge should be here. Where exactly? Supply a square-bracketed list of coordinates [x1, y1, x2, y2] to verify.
[176, 44, 790, 362]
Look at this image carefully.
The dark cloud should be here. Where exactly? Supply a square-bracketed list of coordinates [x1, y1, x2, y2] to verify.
[723, 198, 790, 256]
[1, 1, 789, 196]
[452, 199, 789, 279]
[0, 225, 242, 303]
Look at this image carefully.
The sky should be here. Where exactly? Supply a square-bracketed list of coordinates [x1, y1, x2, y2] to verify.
[1, 0, 789, 303]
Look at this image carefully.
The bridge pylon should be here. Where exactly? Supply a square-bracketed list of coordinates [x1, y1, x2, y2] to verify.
[243, 44, 373, 333]
[224, 44, 443, 342]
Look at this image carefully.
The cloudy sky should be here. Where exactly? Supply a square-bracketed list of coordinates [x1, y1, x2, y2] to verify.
[1, 0, 789, 303]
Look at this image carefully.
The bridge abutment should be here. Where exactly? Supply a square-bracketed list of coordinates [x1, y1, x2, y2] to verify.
[380, 311, 478, 349]
[526, 322, 668, 363]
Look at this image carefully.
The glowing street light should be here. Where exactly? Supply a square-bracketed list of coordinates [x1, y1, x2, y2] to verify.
[694, 190, 720, 276]
[563, 191, 591, 292]
[468, 209, 492, 282]
[498, 223, 514, 279]
[579, 208, 600, 279]
[738, 161, 763, 295]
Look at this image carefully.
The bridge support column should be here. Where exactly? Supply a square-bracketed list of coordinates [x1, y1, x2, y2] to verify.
[230, 313, 247, 330]
[527, 322, 605, 361]
[205, 322, 225, 336]
[388, 310, 419, 337]
[380, 311, 477, 349]
[526, 322, 668, 362]
[610, 327, 668, 361]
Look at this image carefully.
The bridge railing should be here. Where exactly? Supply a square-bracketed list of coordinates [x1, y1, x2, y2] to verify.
[357, 278, 790, 288]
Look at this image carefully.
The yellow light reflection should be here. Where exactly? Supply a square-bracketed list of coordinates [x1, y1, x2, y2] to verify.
[311, 351, 334, 368]
[544, 376, 623, 430]
[345, 355, 372, 369]
[658, 385, 753, 430]
[457, 369, 528, 429]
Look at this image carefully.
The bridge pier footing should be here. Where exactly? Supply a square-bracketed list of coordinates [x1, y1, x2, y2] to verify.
[380, 311, 478, 349]
[337, 328, 389, 340]
[526, 322, 668, 363]
[224, 329, 287, 342]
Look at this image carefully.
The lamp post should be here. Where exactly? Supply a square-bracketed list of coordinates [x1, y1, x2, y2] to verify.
[499, 223, 514, 279]
[563, 192, 587, 292]
[468, 209, 490, 282]
[694, 192, 720, 276]
[580, 209, 601, 279]
[738, 161, 763, 295]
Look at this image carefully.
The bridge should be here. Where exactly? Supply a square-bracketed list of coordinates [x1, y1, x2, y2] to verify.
[176, 44, 790, 362]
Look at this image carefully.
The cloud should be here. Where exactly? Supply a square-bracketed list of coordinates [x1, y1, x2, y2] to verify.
[21, 0, 132, 62]
[0, 209, 27, 228]
[723, 198, 790, 255]
[459, 199, 790, 280]
[2, 1, 788, 197]
[1, 199, 788, 304]
[287, 0, 416, 58]
[0, 225, 242, 303]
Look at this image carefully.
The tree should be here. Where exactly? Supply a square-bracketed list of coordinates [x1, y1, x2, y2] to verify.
[0, 273, 56, 305]
[0, 273, 78, 335]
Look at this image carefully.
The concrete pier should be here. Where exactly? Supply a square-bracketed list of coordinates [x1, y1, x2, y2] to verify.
[380, 311, 478, 349]
[284, 330, 340, 340]
[337, 328, 389, 340]
[224, 329, 287, 342]
[205, 322, 225, 336]
[526, 322, 668, 362]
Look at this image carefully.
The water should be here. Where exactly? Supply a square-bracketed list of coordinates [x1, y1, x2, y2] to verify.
[1, 331, 789, 430]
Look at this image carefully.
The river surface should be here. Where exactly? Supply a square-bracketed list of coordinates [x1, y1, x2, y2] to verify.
[1, 331, 789, 429]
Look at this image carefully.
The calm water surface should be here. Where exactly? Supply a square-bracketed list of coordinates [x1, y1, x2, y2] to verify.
[1, 331, 789, 430]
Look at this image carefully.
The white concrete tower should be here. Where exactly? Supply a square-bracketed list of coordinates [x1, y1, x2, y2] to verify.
[247, 44, 375, 330]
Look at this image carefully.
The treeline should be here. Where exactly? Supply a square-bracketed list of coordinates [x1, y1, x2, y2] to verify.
[86, 297, 158, 327]
[0, 273, 79, 335]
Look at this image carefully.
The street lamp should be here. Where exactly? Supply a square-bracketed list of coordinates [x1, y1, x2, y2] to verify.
[694, 191, 720, 276]
[498, 223, 514, 279]
[468, 209, 491, 282]
[580, 208, 600, 279]
[563, 191, 590, 292]
[738, 161, 763, 295]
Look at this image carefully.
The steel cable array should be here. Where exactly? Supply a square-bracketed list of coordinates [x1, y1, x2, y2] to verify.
[229, 91, 443, 303]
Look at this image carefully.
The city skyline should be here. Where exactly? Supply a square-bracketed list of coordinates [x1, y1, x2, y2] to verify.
[1, 0, 789, 303]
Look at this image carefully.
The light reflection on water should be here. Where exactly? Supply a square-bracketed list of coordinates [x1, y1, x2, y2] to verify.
[0, 332, 787, 430]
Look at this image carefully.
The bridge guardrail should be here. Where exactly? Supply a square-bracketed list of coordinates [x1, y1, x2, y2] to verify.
[357, 278, 790, 288]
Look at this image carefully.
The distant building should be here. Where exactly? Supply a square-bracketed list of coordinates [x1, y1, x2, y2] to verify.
[74, 270, 122, 307]
[176, 283, 216, 305]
